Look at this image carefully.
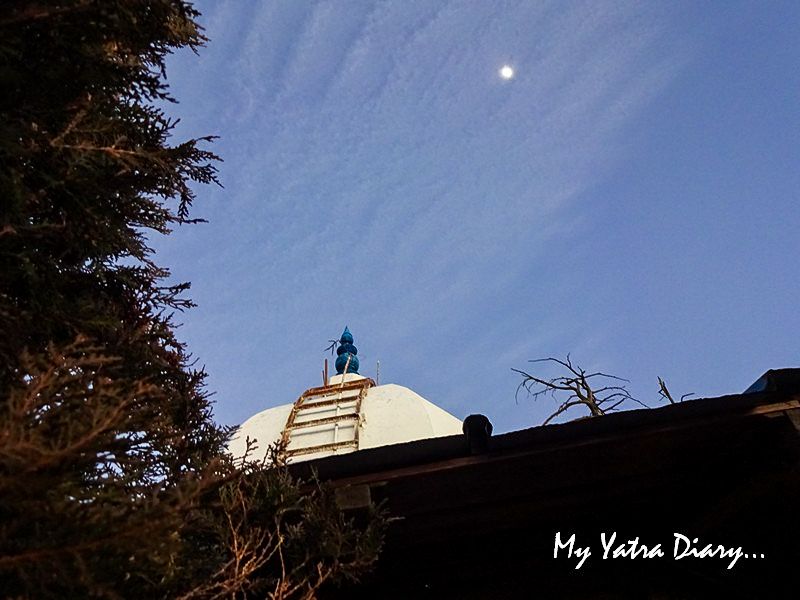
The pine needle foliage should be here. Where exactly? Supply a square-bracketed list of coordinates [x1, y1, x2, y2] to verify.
[0, 2, 383, 597]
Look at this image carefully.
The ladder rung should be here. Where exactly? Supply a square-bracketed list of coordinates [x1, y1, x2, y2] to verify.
[297, 396, 358, 410]
[301, 393, 360, 407]
[286, 440, 357, 457]
[300, 379, 375, 398]
[288, 413, 359, 430]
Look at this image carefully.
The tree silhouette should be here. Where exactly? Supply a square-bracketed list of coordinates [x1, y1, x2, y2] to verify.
[0, 2, 382, 597]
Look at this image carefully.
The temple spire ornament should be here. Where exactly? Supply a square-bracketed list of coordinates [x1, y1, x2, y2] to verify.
[335, 326, 360, 374]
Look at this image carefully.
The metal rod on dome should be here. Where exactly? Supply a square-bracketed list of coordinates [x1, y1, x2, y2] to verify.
[339, 354, 352, 391]
[324, 358, 328, 386]
[376, 360, 380, 385]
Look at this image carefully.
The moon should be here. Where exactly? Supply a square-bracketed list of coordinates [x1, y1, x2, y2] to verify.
[499, 65, 514, 80]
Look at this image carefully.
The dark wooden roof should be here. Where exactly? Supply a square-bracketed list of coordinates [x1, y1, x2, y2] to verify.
[303, 370, 800, 599]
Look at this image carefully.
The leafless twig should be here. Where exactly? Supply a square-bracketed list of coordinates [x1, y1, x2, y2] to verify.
[513, 355, 648, 425]
[657, 376, 694, 404]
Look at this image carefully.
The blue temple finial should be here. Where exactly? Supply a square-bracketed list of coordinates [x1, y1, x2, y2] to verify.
[335, 326, 359, 374]
[341, 326, 353, 344]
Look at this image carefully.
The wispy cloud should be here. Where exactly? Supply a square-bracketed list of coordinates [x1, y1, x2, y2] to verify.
[162, 0, 688, 429]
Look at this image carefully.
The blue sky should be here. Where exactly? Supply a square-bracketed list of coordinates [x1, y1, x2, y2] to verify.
[156, 0, 799, 433]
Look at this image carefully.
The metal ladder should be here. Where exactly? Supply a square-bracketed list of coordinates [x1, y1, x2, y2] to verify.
[280, 377, 375, 460]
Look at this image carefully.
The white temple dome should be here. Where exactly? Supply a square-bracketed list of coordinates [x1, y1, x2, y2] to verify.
[228, 373, 463, 463]
[228, 329, 463, 463]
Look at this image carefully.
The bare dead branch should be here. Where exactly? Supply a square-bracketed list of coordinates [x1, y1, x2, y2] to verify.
[515, 356, 643, 425]
[658, 376, 694, 405]
[657, 376, 675, 404]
